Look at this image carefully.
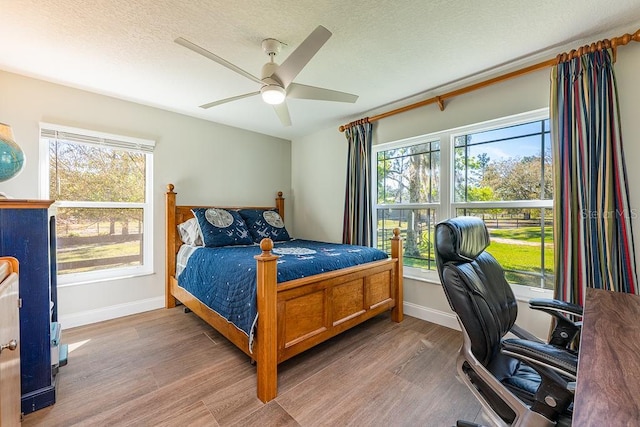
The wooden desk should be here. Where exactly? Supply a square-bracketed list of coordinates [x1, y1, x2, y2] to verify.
[573, 288, 640, 425]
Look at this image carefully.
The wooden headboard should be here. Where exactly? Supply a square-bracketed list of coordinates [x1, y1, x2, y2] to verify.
[165, 183, 285, 283]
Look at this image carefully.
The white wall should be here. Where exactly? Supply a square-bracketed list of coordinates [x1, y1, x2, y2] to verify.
[292, 43, 640, 338]
[0, 70, 291, 328]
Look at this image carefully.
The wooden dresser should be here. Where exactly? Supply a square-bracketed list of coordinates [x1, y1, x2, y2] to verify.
[0, 200, 58, 414]
[0, 257, 20, 425]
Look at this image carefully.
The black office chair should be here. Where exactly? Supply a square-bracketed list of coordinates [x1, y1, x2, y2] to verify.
[434, 217, 582, 427]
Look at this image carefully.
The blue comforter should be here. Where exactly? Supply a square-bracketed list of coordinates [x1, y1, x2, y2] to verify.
[178, 239, 389, 336]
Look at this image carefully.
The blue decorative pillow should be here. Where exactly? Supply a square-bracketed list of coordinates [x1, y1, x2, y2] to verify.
[192, 208, 253, 247]
[238, 209, 291, 243]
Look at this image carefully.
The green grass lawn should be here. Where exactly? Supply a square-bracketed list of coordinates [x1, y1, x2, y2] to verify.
[57, 241, 142, 274]
[490, 226, 553, 243]
[57, 241, 140, 263]
[402, 240, 553, 275]
[486, 240, 553, 275]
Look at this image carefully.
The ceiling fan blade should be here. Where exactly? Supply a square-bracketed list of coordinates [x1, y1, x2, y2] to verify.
[272, 26, 332, 88]
[287, 83, 358, 103]
[273, 102, 292, 127]
[199, 91, 260, 109]
[175, 37, 263, 85]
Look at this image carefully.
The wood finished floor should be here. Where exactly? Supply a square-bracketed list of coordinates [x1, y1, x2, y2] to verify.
[22, 308, 483, 427]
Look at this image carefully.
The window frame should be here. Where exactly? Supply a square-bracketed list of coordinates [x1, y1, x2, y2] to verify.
[372, 108, 554, 299]
[39, 123, 155, 286]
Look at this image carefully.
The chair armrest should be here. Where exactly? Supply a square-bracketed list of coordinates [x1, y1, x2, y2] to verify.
[529, 298, 582, 348]
[529, 298, 583, 317]
[501, 338, 577, 379]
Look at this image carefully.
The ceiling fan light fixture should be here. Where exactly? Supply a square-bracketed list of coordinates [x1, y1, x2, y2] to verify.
[177, 26, 355, 126]
[261, 85, 286, 105]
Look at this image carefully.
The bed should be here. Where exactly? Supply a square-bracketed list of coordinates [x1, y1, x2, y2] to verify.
[165, 184, 404, 402]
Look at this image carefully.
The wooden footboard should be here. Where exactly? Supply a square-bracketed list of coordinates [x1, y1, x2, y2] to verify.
[166, 184, 403, 402]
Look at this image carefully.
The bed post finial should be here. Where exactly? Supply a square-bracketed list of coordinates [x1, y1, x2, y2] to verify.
[260, 237, 274, 254]
[167, 183, 175, 193]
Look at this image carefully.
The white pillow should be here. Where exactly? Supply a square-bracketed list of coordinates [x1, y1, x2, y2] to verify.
[177, 217, 204, 246]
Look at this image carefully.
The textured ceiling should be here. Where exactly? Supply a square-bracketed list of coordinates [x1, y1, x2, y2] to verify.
[2, 1, 640, 140]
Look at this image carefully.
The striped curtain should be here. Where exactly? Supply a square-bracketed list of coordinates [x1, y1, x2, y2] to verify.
[550, 49, 638, 306]
[343, 122, 373, 246]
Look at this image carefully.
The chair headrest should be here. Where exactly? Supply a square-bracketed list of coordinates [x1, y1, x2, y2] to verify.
[435, 216, 490, 263]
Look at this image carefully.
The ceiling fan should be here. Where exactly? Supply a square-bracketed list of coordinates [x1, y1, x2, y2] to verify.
[175, 25, 358, 126]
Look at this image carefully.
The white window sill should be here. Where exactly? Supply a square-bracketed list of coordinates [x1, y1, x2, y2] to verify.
[403, 266, 441, 285]
[57, 270, 155, 287]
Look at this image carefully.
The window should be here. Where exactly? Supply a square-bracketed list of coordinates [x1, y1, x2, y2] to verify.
[376, 141, 440, 270]
[40, 124, 154, 285]
[374, 109, 553, 291]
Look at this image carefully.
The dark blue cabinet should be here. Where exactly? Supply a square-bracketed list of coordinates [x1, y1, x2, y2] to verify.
[0, 200, 57, 414]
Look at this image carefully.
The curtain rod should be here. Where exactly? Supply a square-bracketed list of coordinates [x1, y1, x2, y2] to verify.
[339, 28, 640, 133]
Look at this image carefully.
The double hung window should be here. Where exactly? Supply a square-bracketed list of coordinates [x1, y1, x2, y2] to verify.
[40, 124, 154, 285]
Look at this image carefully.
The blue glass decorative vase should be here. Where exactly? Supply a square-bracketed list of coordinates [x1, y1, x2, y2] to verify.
[0, 123, 25, 182]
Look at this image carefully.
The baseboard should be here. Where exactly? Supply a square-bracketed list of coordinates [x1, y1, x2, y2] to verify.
[59, 298, 454, 331]
[403, 301, 460, 331]
[59, 296, 165, 329]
